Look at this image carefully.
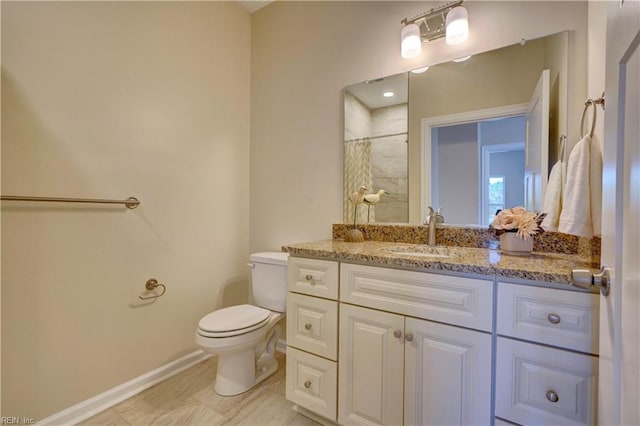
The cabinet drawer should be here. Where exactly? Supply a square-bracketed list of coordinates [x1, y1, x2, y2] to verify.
[288, 257, 339, 300]
[286, 347, 337, 422]
[495, 337, 598, 426]
[497, 282, 599, 354]
[340, 263, 493, 332]
[287, 292, 338, 360]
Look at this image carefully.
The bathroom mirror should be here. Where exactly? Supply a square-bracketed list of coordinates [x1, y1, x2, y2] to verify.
[344, 31, 570, 226]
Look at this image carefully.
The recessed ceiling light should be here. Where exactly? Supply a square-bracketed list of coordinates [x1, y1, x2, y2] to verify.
[453, 55, 472, 62]
[411, 66, 430, 74]
[383, 91, 395, 98]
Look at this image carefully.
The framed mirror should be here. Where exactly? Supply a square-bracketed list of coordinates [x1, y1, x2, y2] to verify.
[344, 31, 570, 226]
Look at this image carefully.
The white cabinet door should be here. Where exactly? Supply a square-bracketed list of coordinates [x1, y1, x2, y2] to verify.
[338, 303, 405, 426]
[404, 317, 492, 426]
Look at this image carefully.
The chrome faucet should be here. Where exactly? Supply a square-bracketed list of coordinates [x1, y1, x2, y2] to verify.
[424, 207, 444, 246]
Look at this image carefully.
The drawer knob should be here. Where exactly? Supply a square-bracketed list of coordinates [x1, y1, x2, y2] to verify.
[547, 313, 561, 324]
[304, 380, 312, 389]
[304, 274, 313, 281]
[405, 333, 414, 342]
[304, 323, 312, 331]
[393, 330, 402, 339]
[546, 390, 559, 403]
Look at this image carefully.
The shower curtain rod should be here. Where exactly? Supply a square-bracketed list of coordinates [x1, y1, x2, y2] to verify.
[344, 131, 407, 143]
[1, 195, 140, 209]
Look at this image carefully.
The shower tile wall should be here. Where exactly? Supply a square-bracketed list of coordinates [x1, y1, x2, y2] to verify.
[370, 104, 408, 222]
[344, 92, 371, 140]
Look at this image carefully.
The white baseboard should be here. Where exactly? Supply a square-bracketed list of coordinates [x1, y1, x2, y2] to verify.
[38, 350, 212, 426]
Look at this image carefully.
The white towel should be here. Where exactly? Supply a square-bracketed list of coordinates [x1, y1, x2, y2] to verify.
[558, 135, 602, 237]
[541, 160, 563, 231]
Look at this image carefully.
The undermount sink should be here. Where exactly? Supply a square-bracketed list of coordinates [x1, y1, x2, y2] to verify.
[382, 245, 453, 259]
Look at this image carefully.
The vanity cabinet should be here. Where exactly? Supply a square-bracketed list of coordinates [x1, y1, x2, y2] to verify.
[495, 282, 599, 426]
[338, 264, 493, 426]
[285, 256, 599, 426]
[286, 258, 493, 425]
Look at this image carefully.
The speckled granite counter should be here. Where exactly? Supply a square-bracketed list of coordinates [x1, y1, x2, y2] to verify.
[282, 240, 595, 285]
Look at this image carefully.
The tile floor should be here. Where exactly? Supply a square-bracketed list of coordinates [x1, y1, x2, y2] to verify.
[78, 352, 320, 426]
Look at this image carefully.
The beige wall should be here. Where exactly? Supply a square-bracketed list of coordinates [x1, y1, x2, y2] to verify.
[588, 1, 607, 149]
[1, 1, 250, 419]
[250, 1, 589, 247]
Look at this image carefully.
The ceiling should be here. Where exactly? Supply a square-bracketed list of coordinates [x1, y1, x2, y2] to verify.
[346, 73, 409, 109]
[237, 1, 274, 13]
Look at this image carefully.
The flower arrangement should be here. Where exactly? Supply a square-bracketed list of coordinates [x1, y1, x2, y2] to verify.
[490, 207, 547, 240]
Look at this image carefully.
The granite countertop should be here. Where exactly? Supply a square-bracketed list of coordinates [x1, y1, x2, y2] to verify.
[282, 240, 594, 284]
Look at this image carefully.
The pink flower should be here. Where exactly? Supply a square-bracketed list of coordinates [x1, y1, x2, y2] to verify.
[490, 206, 547, 240]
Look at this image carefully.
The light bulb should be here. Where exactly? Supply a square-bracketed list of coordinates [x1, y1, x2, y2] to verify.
[446, 6, 469, 45]
[401, 23, 421, 59]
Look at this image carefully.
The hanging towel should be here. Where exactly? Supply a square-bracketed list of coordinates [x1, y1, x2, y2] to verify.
[590, 136, 603, 235]
[541, 159, 564, 231]
[559, 135, 598, 237]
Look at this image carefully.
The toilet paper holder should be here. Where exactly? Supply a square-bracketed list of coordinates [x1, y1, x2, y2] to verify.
[139, 278, 166, 300]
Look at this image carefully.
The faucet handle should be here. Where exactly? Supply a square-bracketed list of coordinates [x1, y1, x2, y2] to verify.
[424, 206, 436, 225]
[436, 208, 445, 223]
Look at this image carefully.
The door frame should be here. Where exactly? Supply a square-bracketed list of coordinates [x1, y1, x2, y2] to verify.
[420, 103, 528, 220]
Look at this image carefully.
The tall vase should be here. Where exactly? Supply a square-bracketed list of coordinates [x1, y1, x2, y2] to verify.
[499, 232, 533, 256]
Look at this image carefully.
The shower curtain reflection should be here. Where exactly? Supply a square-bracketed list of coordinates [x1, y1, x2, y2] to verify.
[344, 134, 408, 224]
[344, 139, 372, 224]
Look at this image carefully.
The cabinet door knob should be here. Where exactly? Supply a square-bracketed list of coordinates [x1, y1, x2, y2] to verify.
[547, 313, 561, 324]
[405, 333, 414, 342]
[304, 380, 312, 389]
[393, 330, 402, 339]
[304, 274, 313, 281]
[546, 390, 559, 403]
[304, 323, 312, 331]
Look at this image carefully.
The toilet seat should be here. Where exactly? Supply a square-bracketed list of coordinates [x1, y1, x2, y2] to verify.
[197, 304, 272, 338]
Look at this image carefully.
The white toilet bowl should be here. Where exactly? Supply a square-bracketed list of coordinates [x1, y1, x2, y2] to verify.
[196, 252, 288, 395]
[196, 304, 284, 395]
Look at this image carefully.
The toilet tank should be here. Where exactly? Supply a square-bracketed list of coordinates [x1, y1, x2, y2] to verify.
[249, 252, 289, 312]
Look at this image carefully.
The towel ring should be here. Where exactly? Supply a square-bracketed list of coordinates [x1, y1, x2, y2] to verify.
[581, 100, 597, 138]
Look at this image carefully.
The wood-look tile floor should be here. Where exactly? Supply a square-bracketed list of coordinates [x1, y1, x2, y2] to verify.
[78, 352, 320, 426]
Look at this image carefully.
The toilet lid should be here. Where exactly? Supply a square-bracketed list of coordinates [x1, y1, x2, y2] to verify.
[198, 304, 271, 333]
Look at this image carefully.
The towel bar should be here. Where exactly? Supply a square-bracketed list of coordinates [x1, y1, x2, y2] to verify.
[1, 195, 140, 209]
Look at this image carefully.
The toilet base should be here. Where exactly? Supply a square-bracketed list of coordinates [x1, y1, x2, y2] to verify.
[212, 324, 281, 396]
[214, 351, 279, 396]
[215, 350, 256, 396]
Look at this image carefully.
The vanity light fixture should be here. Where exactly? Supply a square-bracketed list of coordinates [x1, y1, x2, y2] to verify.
[411, 66, 430, 74]
[401, 0, 469, 58]
[452, 55, 472, 62]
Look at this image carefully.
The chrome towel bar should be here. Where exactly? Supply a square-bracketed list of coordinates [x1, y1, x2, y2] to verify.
[1, 195, 140, 209]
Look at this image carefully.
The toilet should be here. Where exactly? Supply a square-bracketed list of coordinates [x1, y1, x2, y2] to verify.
[195, 251, 289, 396]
